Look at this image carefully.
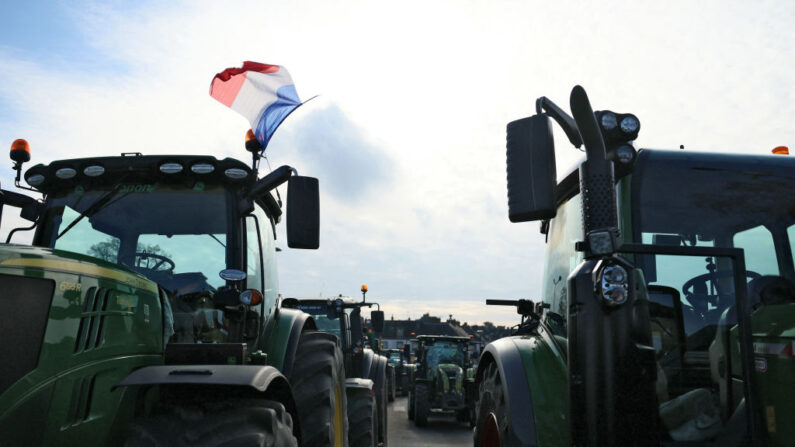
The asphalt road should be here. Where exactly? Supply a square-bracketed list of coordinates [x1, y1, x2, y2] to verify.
[387, 396, 473, 447]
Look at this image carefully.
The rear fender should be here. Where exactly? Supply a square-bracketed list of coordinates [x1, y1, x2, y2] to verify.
[368, 353, 387, 394]
[259, 308, 315, 376]
[360, 348, 375, 378]
[475, 337, 538, 446]
[475, 330, 569, 447]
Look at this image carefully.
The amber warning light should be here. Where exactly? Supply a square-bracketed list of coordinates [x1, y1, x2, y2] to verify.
[10, 139, 30, 163]
[772, 146, 789, 155]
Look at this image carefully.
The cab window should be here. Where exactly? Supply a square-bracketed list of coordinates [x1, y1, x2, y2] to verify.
[540, 193, 583, 333]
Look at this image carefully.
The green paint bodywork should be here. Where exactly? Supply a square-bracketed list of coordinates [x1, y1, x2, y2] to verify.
[0, 245, 163, 446]
[0, 243, 309, 445]
[730, 303, 795, 446]
[259, 307, 308, 371]
[509, 325, 570, 447]
[437, 364, 464, 393]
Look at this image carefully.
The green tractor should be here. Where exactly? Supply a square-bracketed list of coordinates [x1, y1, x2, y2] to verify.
[281, 295, 389, 447]
[473, 86, 795, 446]
[408, 335, 475, 427]
[385, 348, 410, 396]
[0, 137, 349, 446]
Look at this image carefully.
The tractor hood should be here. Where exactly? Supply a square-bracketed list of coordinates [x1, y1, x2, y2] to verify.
[0, 244, 156, 293]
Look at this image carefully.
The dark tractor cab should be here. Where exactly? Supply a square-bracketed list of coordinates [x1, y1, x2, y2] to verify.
[475, 85, 795, 447]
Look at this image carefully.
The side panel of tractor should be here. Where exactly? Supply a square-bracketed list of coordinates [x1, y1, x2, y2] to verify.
[0, 246, 163, 446]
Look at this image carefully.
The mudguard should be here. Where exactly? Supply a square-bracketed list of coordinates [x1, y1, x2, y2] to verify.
[114, 364, 286, 392]
[345, 377, 374, 391]
[475, 326, 569, 447]
[259, 307, 315, 376]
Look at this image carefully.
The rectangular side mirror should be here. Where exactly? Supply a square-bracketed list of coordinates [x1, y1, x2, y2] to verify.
[371, 310, 385, 333]
[286, 176, 319, 249]
[506, 114, 557, 222]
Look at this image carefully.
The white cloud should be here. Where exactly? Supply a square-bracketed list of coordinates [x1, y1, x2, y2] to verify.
[0, 0, 793, 324]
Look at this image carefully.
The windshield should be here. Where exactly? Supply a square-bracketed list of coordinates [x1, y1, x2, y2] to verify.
[634, 155, 795, 343]
[37, 182, 230, 296]
[294, 303, 343, 339]
[424, 341, 465, 368]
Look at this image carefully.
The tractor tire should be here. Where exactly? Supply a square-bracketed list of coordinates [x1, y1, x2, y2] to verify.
[473, 362, 508, 447]
[347, 387, 377, 447]
[124, 398, 297, 447]
[387, 368, 396, 402]
[289, 330, 348, 447]
[407, 389, 415, 420]
[413, 383, 430, 427]
[376, 365, 389, 447]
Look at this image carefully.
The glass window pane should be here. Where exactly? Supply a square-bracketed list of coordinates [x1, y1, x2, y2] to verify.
[733, 226, 778, 276]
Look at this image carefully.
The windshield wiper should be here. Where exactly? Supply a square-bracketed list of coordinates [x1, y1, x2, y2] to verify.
[57, 183, 127, 240]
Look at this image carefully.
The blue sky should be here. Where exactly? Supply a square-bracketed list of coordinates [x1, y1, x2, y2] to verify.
[1, 1, 793, 324]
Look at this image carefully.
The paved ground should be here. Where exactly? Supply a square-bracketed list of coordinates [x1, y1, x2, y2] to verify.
[387, 396, 472, 447]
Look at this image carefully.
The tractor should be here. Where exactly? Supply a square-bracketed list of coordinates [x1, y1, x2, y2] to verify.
[473, 86, 795, 446]
[385, 348, 410, 396]
[281, 294, 389, 447]
[407, 335, 475, 427]
[0, 135, 349, 446]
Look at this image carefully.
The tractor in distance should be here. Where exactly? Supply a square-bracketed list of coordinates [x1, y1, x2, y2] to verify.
[385, 347, 411, 396]
[281, 292, 390, 447]
[407, 335, 475, 427]
[472, 85, 795, 447]
[0, 134, 350, 447]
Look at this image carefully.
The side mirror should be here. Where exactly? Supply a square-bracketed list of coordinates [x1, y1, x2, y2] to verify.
[286, 176, 319, 249]
[506, 114, 557, 222]
[371, 310, 385, 333]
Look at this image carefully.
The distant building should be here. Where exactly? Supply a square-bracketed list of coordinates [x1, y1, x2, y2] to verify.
[379, 313, 469, 350]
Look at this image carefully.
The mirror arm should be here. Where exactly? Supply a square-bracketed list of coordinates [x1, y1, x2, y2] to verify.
[536, 96, 583, 148]
[247, 165, 296, 200]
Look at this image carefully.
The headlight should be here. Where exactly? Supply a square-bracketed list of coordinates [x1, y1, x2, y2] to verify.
[600, 112, 618, 131]
[159, 163, 183, 174]
[599, 264, 629, 307]
[615, 145, 635, 164]
[83, 165, 105, 177]
[26, 174, 45, 186]
[55, 167, 77, 179]
[620, 115, 639, 134]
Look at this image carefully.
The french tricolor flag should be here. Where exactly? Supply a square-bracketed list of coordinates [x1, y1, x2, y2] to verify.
[210, 61, 304, 148]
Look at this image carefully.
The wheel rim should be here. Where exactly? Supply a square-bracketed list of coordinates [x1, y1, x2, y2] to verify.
[334, 383, 344, 447]
[481, 412, 500, 447]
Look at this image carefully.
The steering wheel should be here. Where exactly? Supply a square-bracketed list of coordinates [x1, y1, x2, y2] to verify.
[682, 269, 761, 312]
[134, 252, 176, 273]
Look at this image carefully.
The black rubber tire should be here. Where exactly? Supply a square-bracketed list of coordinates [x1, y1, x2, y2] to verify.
[376, 364, 388, 447]
[347, 387, 377, 447]
[473, 362, 508, 447]
[413, 383, 430, 427]
[455, 409, 469, 423]
[288, 331, 348, 447]
[407, 389, 415, 420]
[124, 398, 297, 447]
[387, 368, 396, 402]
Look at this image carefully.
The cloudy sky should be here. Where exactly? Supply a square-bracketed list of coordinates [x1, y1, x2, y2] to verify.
[1, 1, 793, 324]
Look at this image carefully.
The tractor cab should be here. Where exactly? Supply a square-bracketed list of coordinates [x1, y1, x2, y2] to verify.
[281, 295, 386, 374]
[3, 149, 319, 352]
[482, 85, 795, 446]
